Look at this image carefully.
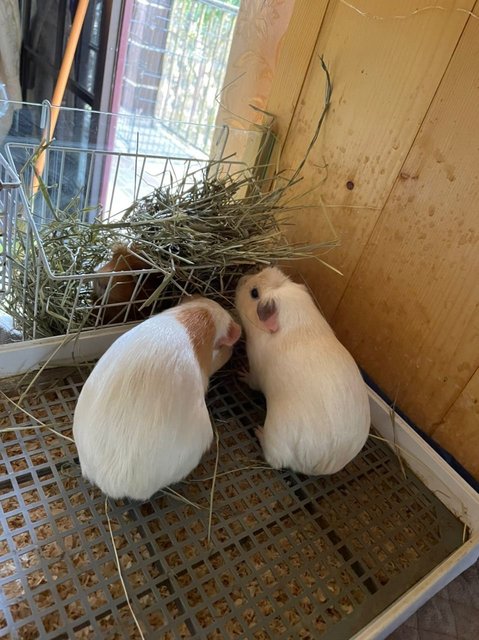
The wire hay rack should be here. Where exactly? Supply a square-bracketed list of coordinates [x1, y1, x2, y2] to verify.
[2, 142, 335, 341]
[0, 154, 22, 299]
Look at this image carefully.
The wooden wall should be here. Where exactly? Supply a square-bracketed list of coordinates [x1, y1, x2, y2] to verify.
[261, 0, 479, 477]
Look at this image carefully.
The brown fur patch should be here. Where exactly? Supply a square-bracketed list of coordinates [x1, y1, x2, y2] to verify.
[95, 247, 137, 303]
[176, 306, 215, 374]
[93, 245, 160, 322]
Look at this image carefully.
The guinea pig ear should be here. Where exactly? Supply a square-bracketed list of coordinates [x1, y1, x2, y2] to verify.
[216, 320, 242, 347]
[179, 293, 202, 305]
[257, 299, 279, 333]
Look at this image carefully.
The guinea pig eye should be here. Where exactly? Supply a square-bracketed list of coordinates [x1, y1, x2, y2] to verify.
[250, 287, 259, 299]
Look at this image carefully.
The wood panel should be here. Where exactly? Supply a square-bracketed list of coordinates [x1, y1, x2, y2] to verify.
[265, 0, 330, 145]
[214, 1, 329, 168]
[433, 370, 479, 478]
[278, 0, 475, 319]
[333, 13, 479, 433]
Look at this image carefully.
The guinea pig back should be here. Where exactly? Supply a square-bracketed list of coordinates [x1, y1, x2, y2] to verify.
[73, 297, 241, 500]
[234, 266, 370, 477]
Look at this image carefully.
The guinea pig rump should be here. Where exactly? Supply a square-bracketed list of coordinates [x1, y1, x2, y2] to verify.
[73, 312, 210, 498]
[74, 298, 241, 500]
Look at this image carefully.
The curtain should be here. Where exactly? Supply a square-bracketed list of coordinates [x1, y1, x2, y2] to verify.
[0, 0, 22, 142]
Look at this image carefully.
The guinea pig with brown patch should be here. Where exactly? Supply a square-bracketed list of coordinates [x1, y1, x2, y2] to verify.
[92, 243, 159, 323]
[235, 266, 370, 476]
[73, 297, 241, 500]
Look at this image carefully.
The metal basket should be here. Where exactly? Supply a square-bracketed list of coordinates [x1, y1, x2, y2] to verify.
[3, 144, 247, 340]
[0, 154, 22, 299]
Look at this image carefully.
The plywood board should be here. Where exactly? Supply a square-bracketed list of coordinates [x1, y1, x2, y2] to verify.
[333, 13, 479, 433]
[266, 0, 329, 144]
[433, 370, 479, 479]
[279, 0, 475, 318]
[213, 1, 329, 169]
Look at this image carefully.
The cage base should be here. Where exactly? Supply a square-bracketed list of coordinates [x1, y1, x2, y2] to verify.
[0, 363, 466, 639]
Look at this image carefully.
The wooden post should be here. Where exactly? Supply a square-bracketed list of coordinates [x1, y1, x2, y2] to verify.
[33, 0, 91, 193]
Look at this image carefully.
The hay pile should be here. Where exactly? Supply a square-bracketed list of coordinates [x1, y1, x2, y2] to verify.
[3, 161, 337, 339]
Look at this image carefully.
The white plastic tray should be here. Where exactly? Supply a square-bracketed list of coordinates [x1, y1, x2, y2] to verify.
[1, 328, 478, 639]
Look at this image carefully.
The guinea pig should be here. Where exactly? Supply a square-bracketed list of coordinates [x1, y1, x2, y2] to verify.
[92, 243, 160, 323]
[73, 297, 241, 500]
[235, 266, 370, 476]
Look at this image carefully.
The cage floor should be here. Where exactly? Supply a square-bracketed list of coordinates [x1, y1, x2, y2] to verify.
[0, 362, 465, 640]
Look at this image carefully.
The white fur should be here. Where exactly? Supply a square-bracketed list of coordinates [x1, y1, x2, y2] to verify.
[235, 267, 370, 476]
[73, 298, 238, 500]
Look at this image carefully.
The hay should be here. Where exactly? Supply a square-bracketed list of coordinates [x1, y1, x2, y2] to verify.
[207, 421, 220, 547]
[105, 497, 146, 640]
[4, 160, 338, 339]
[0, 389, 75, 444]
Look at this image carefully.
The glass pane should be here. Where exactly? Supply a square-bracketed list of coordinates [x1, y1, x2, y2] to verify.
[116, 0, 240, 156]
[75, 0, 103, 96]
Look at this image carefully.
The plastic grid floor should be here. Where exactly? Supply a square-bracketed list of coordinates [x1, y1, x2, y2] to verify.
[0, 364, 465, 640]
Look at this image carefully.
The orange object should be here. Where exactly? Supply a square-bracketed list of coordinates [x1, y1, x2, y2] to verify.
[33, 0, 91, 193]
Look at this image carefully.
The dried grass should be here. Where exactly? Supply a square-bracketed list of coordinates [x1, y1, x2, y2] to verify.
[4, 159, 338, 339]
[105, 497, 146, 640]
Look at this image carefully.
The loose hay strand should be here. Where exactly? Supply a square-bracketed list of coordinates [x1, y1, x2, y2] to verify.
[207, 421, 221, 547]
[160, 487, 203, 510]
[187, 463, 272, 483]
[17, 333, 76, 405]
[105, 497, 146, 640]
[389, 402, 407, 480]
[369, 432, 470, 534]
[0, 389, 75, 444]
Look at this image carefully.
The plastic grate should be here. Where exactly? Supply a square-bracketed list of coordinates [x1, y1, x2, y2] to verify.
[0, 363, 465, 639]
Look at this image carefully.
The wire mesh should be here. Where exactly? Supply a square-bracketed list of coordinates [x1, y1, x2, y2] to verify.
[2, 144, 248, 340]
[0, 362, 465, 639]
[6, 143, 236, 229]
[0, 155, 22, 298]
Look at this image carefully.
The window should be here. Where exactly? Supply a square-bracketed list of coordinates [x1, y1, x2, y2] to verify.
[113, 0, 241, 156]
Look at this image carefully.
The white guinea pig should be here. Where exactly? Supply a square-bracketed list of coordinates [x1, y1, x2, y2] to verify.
[73, 297, 241, 500]
[235, 267, 370, 476]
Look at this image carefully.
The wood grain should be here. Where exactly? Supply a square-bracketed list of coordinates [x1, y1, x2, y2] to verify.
[333, 13, 479, 433]
[433, 370, 479, 479]
[213, 1, 329, 169]
[279, 0, 475, 318]
[265, 0, 329, 145]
